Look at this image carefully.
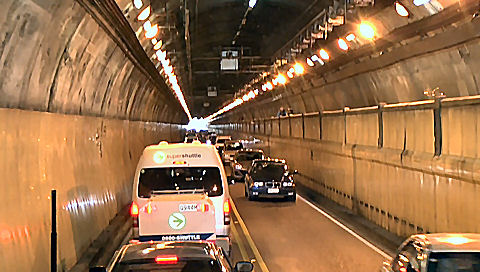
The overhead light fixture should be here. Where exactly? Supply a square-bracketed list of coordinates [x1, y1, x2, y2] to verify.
[249, 0, 257, 8]
[306, 58, 315, 67]
[143, 20, 152, 30]
[145, 24, 158, 39]
[133, 0, 143, 9]
[153, 40, 163, 50]
[359, 22, 375, 40]
[137, 6, 151, 21]
[277, 74, 287, 84]
[319, 49, 330, 60]
[272, 78, 278, 86]
[254, 89, 259, 95]
[395, 1, 410, 16]
[345, 33, 356, 42]
[293, 63, 305, 75]
[266, 82, 273, 90]
[413, 0, 430, 6]
[242, 94, 249, 101]
[151, 38, 158, 45]
[337, 38, 349, 51]
[248, 90, 256, 99]
[262, 84, 267, 91]
[287, 71, 294, 78]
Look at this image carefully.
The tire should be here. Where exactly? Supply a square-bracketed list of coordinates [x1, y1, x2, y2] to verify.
[287, 194, 296, 202]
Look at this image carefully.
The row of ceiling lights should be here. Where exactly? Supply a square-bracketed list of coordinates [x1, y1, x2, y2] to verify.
[133, 0, 192, 120]
[205, 0, 419, 121]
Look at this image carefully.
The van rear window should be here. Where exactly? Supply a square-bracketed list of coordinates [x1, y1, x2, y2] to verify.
[138, 167, 223, 198]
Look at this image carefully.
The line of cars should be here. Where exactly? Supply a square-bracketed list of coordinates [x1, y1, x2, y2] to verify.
[91, 139, 253, 272]
[91, 133, 480, 271]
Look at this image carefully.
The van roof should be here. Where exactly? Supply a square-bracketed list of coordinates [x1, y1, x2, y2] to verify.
[145, 142, 215, 151]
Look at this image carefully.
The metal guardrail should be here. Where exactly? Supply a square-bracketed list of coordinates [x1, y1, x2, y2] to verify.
[216, 95, 480, 156]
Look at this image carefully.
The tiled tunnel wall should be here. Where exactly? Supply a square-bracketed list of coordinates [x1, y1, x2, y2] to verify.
[0, 0, 185, 270]
[217, 101, 480, 238]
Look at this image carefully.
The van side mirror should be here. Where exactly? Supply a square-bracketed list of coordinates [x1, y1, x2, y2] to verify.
[89, 267, 107, 272]
[235, 261, 254, 272]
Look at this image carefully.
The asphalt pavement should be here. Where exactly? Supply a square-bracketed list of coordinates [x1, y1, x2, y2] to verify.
[229, 183, 389, 272]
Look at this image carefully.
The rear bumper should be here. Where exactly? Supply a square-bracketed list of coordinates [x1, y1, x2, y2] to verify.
[216, 235, 231, 254]
[249, 186, 296, 198]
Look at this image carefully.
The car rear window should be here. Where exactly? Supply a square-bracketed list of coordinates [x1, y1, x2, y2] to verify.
[138, 167, 223, 198]
[225, 142, 243, 151]
[235, 152, 263, 162]
[251, 162, 286, 180]
[112, 259, 222, 272]
[427, 252, 480, 271]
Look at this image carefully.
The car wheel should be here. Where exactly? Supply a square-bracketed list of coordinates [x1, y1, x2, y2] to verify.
[287, 194, 296, 202]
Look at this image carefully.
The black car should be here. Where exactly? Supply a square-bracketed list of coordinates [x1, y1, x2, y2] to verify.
[244, 159, 297, 202]
[90, 241, 253, 272]
[232, 149, 265, 181]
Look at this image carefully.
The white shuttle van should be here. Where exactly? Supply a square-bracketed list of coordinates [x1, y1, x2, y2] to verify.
[130, 141, 231, 253]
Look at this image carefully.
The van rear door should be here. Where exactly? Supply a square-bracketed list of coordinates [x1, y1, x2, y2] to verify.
[138, 193, 216, 242]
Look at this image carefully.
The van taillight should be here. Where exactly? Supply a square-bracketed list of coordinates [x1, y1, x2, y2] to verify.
[223, 200, 231, 225]
[200, 203, 209, 212]
[130, 202, 139, 217]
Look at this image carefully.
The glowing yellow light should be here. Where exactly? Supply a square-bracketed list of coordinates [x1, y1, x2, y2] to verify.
[359, 22, 375, 40]
[254, 89, 259, 95]
[248, 90, 255, 99]
[151, 38, 158, 45]
[319, 49, 330, 60]
[137, 6, 151, 21]
[338, 38, 349, 51]
[242, 94, 249, 101]
[145, 24, 158, 39]
[143, 20, 152, 30]
[262, 84, 267, 91]
[395, 2, 409, 17]
[134, 0, 143, 9]
[277, 74, 287, 84]
[293, 63, 304, 75]
[164, 65, 173, 75]
[153, 40, 163, 50]
[287, 71, 294, 78]
[438, 236, 474, 245]
[272, 78, 278, 86]
[266, 82, 273, 90]
[306, 58, 314, 67]
[346, 33, 356, 42]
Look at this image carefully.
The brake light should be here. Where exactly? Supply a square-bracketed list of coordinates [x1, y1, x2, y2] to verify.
[155, 255, 178, 264]
[223, 200, 231, 225]
[130, 202, 139, 217]
[146, 203, 152, 214]
[223, 200, 230, 213]
[200, 203, 209, 212]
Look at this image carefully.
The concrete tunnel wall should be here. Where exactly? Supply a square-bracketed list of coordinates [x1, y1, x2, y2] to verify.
[216, 0, 480, 239]
[0, 0, 186, 270]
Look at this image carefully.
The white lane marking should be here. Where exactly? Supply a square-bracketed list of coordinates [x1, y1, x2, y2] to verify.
[231, 200, 270, 272]
[297, 195, 393, 260]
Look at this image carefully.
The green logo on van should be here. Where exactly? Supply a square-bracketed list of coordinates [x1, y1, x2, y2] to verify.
[169, 212, 186, 230]
[153, 151, 167, 164]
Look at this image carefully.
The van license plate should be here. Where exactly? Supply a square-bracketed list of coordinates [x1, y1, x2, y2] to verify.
[179, 204, 197, 212]
[267, 188, 279, 194]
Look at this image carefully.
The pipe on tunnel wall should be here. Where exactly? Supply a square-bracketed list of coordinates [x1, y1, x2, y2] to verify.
[215, 98, 480, 238]
[0, 108, 182, 271]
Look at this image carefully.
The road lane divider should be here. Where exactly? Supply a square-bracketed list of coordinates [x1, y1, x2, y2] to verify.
[230, 221, 250, 261]
[230, 200, 270, 272]
[298, 195, 393, 260]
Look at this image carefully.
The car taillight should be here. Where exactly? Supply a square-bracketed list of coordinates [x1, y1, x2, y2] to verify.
[130, 202, 139, 217]
[155, 255, 178, 264]
[200, 203, 209, 212]
[223, 200, 231, 225]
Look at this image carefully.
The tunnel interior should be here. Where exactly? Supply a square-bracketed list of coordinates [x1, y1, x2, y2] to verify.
[1, 0, 480, 270]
